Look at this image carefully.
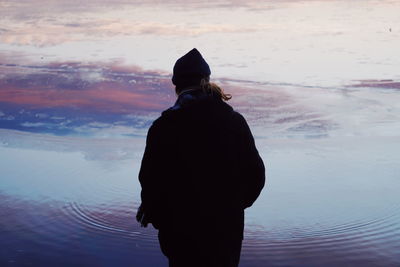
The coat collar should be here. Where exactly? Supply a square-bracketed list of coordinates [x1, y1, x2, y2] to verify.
[171, 88, 210, 111]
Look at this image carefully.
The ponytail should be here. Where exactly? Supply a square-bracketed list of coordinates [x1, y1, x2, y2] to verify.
[200, 78, 232, 101]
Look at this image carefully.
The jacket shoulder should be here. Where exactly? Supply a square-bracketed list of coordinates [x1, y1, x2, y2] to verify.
[230, 110, 249, 127]
[147, 108, 179, 136]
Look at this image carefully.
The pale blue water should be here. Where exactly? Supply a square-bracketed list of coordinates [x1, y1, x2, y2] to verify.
[1, 129, 400, 266]
[1, 0, 400, 266]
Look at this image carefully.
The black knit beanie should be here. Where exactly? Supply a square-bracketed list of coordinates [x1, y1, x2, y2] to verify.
[172, 48, 211, 89]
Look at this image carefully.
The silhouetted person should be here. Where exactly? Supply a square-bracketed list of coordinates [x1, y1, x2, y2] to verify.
[137, 48, 265, 267]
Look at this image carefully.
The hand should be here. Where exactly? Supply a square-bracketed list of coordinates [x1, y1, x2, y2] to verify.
[136, 204, 149, 227]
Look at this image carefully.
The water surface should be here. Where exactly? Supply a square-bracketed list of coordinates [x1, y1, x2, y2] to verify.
[1, 0, 400, 266]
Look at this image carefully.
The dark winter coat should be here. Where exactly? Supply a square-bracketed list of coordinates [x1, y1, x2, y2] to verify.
[138, 89, 265, 239]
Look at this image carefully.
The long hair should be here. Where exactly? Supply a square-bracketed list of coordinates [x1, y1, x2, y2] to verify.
[200, 78, 232, 101]
[175, 78, 232, 101]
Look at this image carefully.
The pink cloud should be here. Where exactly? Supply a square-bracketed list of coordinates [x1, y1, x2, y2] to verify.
[0, 60, 174, 113]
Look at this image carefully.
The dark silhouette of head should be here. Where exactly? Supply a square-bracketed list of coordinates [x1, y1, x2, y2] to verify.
[172, 48, 211, 94]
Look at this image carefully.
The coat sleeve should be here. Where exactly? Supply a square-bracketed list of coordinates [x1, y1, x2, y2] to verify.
[138, 120, 170, 229]
[235, 113, 266, 209]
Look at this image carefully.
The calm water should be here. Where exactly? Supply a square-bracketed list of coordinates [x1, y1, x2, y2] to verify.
[1, 131, 400, 266]
[1, 0, 400, 266]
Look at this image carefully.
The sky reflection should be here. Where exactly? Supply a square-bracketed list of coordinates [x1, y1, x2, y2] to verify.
[1, 132, 399, 266]
[1, 57, 400, 138]
[0, 60, 172, 135]
[1, 0, 400, 266]
[1, 0, 399, 86]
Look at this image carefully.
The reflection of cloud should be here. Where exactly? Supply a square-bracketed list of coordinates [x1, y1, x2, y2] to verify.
[0, 20, 262, 47]
[221, 81, 335, 138]
[0, 128, 145, 161]
[350, 80, 400, 90]
[0, 59, 174, 136]
[1, 0, 277, 47]
[0, 60, 173, 113]
[2, 115, 15, 121]
[0, 0, 313, 16]
[35, 113, 49, 119]
[50, 116, 66, 120]
[0, 57, 342, 138]
[21, 122, 47, 127]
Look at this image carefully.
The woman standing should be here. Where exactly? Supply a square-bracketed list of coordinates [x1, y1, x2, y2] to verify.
[137, 48, 265, 267]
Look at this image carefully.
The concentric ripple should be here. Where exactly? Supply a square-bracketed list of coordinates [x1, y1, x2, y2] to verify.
[242, 203, 400, 266]
[1, 131, 400, 266]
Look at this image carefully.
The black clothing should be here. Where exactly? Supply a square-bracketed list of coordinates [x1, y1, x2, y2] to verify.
[158, 230, 242, 267]
[138, 90, 265, 266]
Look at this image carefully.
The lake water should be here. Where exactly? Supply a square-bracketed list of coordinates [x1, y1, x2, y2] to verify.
[1, 0, 400, 266]
[1, 130, 400, 266]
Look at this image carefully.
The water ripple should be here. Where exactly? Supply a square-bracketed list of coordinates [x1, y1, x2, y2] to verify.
[242, 203, 400, 265]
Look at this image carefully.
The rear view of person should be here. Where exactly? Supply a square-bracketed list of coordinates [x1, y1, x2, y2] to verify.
[137, 48, 265, 267]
